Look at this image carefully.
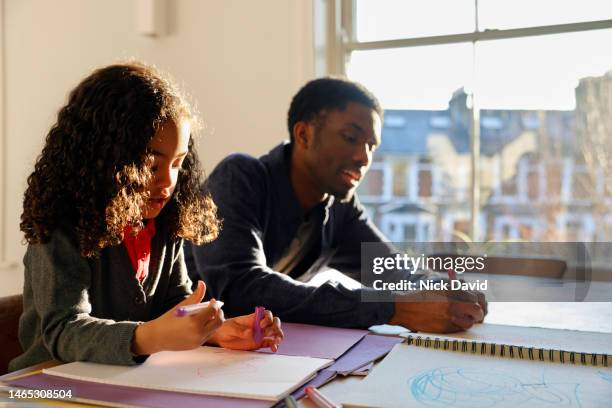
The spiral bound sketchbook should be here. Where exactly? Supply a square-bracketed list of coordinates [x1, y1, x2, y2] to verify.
[344, 343, 612, 408]
[399, 323, 612, 366]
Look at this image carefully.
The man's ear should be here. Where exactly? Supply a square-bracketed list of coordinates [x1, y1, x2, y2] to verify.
[292, 121, 313, 149]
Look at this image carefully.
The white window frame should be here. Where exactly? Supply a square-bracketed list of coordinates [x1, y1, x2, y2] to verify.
[540, 158, 565, 204]
[562, 159, 594, 206]
[556, 212, 595, 242]
[598, 214, 612, 241]
[493, 215, 544, 241]
[380, 213, 436, 242]
[407, 161, 440, 203]
[592, 165, 612, 206]
[0, 0, 6, 268]
[442, 211, 486, 242]
[452, 163, 470, 203]
[491, 155, 526, 205]
[522, 161, 546, 204]
[321, 0, 612, 239]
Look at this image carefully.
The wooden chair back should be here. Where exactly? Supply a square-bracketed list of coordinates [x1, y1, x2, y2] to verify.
[0, 294, 23, 375]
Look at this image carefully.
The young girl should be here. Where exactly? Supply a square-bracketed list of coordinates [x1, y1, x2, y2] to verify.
[9, 62, 282, 372]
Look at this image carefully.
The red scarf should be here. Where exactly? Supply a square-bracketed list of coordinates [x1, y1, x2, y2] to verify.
[123, 219, 156, 282]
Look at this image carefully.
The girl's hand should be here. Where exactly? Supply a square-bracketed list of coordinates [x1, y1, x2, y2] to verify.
[209, 309, 283, 352]
[132, 281, 223, 355]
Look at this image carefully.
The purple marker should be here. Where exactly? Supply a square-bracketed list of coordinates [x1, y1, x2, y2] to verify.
[253, 306, 265, 343]
[174, 300, 224, 317]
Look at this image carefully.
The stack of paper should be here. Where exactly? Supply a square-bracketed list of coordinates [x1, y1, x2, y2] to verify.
[44, 346, 332, 401]
[7, 323, 404, 407]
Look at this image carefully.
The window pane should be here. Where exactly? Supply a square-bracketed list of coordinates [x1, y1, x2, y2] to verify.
[348, 44, 473, 109]
[477, 31, 612, 265]
[347, 4, 612, 274]
[475, 30, 612, 110]
[479, 0, 612, 31]
[351, 33, 611, 263]
[352, 45, 475, 242]
[356, 0, 475, 42]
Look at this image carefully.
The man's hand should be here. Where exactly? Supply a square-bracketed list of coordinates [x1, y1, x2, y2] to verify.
[389, 289, 487, 333]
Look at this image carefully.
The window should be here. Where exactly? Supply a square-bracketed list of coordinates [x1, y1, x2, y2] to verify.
[478, 0, 612, 31]
[358, 162, 393, 203]
[407, 160, 440, 202]
[556, 213, 595, 242]
[355, 0, 474, 42]
[493, 216, 543, 241]
[429, 115, 451, 129]
[335, 2, 611, 262]
[380, 213, 436, 242]
[561, 160, 596, 205]
[442, 212, 486, 242]
[384, 115, 406, 128]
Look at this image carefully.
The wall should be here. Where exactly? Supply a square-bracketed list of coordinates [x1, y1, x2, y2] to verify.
[0, 0, 314, 295]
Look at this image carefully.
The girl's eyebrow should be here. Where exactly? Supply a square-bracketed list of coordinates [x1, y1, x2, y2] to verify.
[151, 150, 188, 159]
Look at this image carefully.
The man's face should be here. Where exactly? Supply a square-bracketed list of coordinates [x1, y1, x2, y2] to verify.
[303, 102, 382, 202]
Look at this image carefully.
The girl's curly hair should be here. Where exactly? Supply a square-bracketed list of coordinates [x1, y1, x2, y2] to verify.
[21, 62, 219, 257]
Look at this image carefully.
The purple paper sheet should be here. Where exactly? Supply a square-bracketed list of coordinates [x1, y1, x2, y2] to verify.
[352, 361, 374, 374]
[289, 368, 336, 400]
[8, 374, 269, 408]
[272, 334, 404, 407]
[271, 369, 337, 408]
[329, 334, 404, 374]
[258, 323, 367, 360]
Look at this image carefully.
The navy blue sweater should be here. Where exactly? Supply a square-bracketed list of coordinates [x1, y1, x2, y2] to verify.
[186, 142, 395, 328]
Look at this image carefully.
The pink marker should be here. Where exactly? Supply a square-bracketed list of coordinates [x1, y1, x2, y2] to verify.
[174, 301, 224, 317]
[253, 306, 265, 343]
[305, 386, 339, 408]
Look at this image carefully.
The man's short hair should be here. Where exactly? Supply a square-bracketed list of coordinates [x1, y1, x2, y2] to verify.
[287, 77, 383, 142]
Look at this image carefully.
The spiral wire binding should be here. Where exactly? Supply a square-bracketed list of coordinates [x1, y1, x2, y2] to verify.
[404, 335, 609, 367]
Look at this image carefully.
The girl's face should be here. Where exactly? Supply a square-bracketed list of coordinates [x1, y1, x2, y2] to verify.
[142, 119, 191, 219]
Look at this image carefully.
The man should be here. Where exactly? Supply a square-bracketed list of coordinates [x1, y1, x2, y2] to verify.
[186, 78, 486, 332]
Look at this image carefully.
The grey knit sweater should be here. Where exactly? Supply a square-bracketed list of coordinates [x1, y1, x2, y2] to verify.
[9, 225, 191, 372]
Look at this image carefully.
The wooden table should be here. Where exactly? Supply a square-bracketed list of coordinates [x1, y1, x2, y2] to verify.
[3, 294, 611, 407]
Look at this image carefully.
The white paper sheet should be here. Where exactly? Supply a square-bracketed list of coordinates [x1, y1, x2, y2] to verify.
[44, 346, 332, 401]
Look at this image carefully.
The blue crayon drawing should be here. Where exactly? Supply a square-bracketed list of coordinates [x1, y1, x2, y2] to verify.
[409, 367, 581, 408]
